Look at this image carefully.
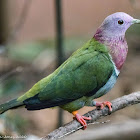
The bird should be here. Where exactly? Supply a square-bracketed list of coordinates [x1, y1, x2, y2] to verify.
[0, 12, 140, 129]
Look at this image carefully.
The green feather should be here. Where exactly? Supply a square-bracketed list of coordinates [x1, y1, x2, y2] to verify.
[17, 38, 114, 112]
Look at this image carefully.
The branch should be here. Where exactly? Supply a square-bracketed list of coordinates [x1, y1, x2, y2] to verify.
[0, 0, 32, 55]
[41, 91, 140, 140]
[64, 120, 140, 140]
[6, 0, 32, 45]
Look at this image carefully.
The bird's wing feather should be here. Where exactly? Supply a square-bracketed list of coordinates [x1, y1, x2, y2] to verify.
[18, 38, 114, 110]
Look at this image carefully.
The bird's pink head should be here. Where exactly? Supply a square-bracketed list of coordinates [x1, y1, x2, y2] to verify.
[94, 12, 140, 70]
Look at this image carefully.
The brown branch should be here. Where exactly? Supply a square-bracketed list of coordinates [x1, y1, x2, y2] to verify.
[41, 91, 140, 140]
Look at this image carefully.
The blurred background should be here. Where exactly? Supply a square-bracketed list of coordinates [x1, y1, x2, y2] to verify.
[0, 0, 140, 139]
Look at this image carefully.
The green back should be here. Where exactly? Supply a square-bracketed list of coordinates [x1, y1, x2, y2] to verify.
[18, 38, 114, 109]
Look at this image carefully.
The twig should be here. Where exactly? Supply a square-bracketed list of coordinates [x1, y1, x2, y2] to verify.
[0, 0, 32, 55]
[6, 0, 32, 45]
[0, 66, 23, 84]
[57, 120, 110, 139]
[41, 91, 140, 140]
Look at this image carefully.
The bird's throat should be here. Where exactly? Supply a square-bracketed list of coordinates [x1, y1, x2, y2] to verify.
[94, 32, 128, 71]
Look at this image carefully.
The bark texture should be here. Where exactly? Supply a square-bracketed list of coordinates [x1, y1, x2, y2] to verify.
[41, 92, 140, 140]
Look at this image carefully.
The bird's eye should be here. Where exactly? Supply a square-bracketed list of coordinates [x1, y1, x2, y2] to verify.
[118, 20, 124, 25]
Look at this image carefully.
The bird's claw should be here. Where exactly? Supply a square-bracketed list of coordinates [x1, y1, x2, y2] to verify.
[95, 101, 112, 112]
[74, 114, 91, 130]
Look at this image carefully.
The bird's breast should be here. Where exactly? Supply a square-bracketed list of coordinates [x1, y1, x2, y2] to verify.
[108, 38, 128, 70]
[91, 69, 118, 99]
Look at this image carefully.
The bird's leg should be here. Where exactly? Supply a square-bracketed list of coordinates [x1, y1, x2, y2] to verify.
[72, 111, 91, 130]
[92, 100, 112, 112]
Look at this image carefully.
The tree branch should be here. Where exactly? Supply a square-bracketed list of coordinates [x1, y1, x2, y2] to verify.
[65, 120, 140, 140]
[6, 0, 32, 45]
[41, 91, 140, 140]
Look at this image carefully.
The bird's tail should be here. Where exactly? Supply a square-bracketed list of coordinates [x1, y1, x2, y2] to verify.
[0, 98, 24, 114]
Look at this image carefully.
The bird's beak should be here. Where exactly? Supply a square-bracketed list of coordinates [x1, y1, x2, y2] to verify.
[132, 19, 140, 24]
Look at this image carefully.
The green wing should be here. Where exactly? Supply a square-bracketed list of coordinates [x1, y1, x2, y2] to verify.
[17, 38, 114, 110]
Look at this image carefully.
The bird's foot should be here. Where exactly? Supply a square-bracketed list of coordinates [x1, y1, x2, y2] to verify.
[95, 101, 112, 112]
[72, 111, 91, 130]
